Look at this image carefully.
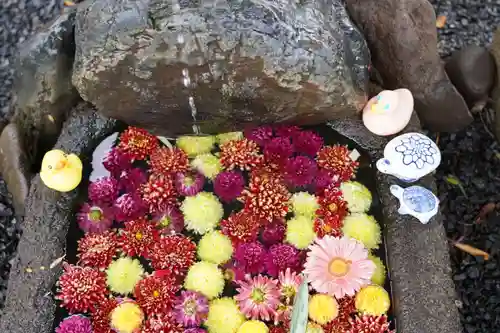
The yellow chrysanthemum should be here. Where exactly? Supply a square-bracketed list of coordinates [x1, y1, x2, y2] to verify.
[342, 213, 381, 250]
[205, 297, 245, 333]
[181, 192, 224, 234]
[198, 230, 233, 265]
[308, 294, 339, 325]
[237, 320, 269, 333]
[291, 192, 319, 218]
[184, 261, 225, 299]
[368, 254, 386, 286]
[355, 285, 391, 316]
[110, 301, 144, 333]
[340, 181, 372, 213]
[177, 135, 215, 157]
[286, 215, 316, 249]
[106, 257, 144, 295]
[307, 322, 325, 333]
[191, 153, 222, 180]
[217, 132, 244, 145]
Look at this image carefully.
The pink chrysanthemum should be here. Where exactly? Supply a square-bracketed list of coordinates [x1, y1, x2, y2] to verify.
[142, 313, 184, 333]
[77, 230, 118, 269]
[317, 187, 349, 220]
[323, 296, 356, 333]
[88, 177, 119, 205]
[261, 219, 286, 246]
[317, 145, 359, 182]
[303, 236, 375, 298]
[119, 217, 159, 258]
[103, 147, 132, 177]
[149, 235, 197, 280]
[263, 137, 294, 166]
[77, 203, 114, 234]
[150, 147, 190, 176]
[265, 244, 302, 278]
[173, 291, 209, 327]
[346, 315, 394, 333]
[273, 125, 300, 138]
[220, 138, 264, 171]
[90, 297, 118, 333]
[213, 171, 245, 203]
[234, 241, 267, 275]
[278, 268, 303, 304]
[235, 275, 281, 321]
[220, 211, 260, 246]
[284, 156, 318, 188]
[175, 171, 205, 197]
[293, 130, 324, 156]
[314, 169, 341, 195]
[141, 174, 178, 213]
[134, 274, 179, 316]
[244, 125, 274, 146]
[56, 315, 92, 333]
[152, 205, 185, 235]
[113, 192, 147, 221]
[274, 302, 293, 325]
[117, 126, 159, 161]
[118, 167, 147, 193]
[56, 264, 108, 313]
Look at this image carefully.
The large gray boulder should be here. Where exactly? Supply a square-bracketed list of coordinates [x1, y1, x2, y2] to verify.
[72, 0, 370, 136]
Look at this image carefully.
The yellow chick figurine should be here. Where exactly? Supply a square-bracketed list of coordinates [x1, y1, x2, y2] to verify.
[40, 149, 83, 192]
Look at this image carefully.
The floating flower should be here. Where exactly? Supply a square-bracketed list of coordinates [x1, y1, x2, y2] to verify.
[88, 177, 119, 204]
[220, 138, 263, 171]
[118, 167, 147, 193]
[293, 130, 324, 156]
[56, 315, 92, 333]
[141, 173, 178, 213]
[317, 187, 348, 220]
[186, 329, 207, 333]
[265, 244, 301, 278]
[355, 285, 391, 316]
[177, 135, 216, 157]
[244, 126, 274, 146]
[346, 315, 394, 333]
[368, 254, 386, 286]
[316, 145, 359, 182]
[285, 216, 315, 250]
[173, 290, 209, 327]
[110, 300, 144, 333]
[291, 192, 319, 219]
[184, 261, 225, 299]
[235, 275, 280, 321]
[274, 125, 300, 138]
[77, 202, 114, 234]
[217, 131, 244, 145]
[117, 127, 158, 161]
[264, 137, 294, 166]
[175, 171, 205, 196]
[181, 192, 224, 234]
[149, 146, 189, 176]
[56, 264, 108, 313]
[323, 296, 356, 333]
[234, 241, 268, 275]
[342, 213, 381, 250]
[113, 192, 147, 221]
[152, 205, 185, 235]
[77, 230, 118, 269]
[308, 294, 339, 325]
[340, 181, 372, 213]
[198, 230, 233, 265]
[149, 235, 197, 279]
[90, 297, 118, 333]
[284, 156, 317, 188]
[223, 261, 247, 284]
[270, 326, 287, 333]
[103, 147, 132, 176]
[274, 302, 293, 325]
[106, 257, 144, 295]
[313, 169, 341, 195]
[134, 274, 179, 316]
[303, 236, 375, 298]
[251, 163, 284, 181]
[214, 171, 245, 202]
[191, 153, 222, 180]
[313, 215, 343, 238]
[261, 219, 286, 246]
[278, 268, 303, 304]
[220, 211, 260, 246]
[307, 322, 325, 333]
[238, 320, 269, 333]
[142, 313, 184, 333]
[205, 297, 245, 333]
[119, 217, 159, 258]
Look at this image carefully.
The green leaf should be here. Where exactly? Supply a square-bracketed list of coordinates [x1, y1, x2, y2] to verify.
[445, 175, 461, 185]
[289, 280, 309, 333]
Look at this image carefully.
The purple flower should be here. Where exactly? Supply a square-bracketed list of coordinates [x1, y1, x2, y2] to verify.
[88, 177, 119, 205]
[185, 329, 207, 333]
[273, 125, 300, 138]
[284, 156, 318, 187]
[175, 171, 205, 197]
[152, 205, 185, 235]
[314, 169, 341, 194]
[113, 192, 147, 221]
[261, 219, 286, 246]
[293, 130, 324, 156]
[56, 315, 92, 333]
[263, 137, 294, 165]
[173, 291, 209, 327]
[103, 147, 132, 177]
[213, 171, 245, 203]
[234, 241, 268, 275]
[265, 244, 302, 277]
[77, 203, 114, 233]
[223, 260, 247, 284]
[118, 167, 147, 193]
[244, 125, 273, 146]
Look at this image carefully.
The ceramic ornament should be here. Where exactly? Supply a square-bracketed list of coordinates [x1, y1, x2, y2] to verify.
[376, 132, 441, 182]
[289, 280, 309, 333]
[362, 89, 414, 136]
[390, 185, 439, 224]
[89, 132, 118, 182]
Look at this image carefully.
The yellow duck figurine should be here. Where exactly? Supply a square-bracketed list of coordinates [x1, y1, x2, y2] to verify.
[40, 149, 83, 192]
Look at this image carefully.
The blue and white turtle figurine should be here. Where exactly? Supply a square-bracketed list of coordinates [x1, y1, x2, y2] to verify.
[376, 132, 441, 182]
[390, 185, 439, 224]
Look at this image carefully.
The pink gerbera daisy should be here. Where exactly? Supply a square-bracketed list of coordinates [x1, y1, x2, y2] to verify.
[235, 275, 280, 321]
[278, 268, 303, 304]
[303, 236, 375, 299]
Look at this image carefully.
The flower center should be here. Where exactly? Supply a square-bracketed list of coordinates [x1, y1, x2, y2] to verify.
[88, 208, 102, 222]
[159, 216, 171, 228]
[184, 299, 197, 316]
[183, 176, 194, 186]
[328, 258, 350, 277]
[282, 285, 296, 299]
[251, 288, 265, 303]
[328, 203, 338, 212]
[135, 231, 143, 240]
[152, 290, 160, 297]
[322, 224, 332, 232]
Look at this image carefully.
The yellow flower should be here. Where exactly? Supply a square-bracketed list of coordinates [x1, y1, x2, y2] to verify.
[342, 213, 381, 250]
[355, 285, 391, 316]
[177, 135, 215, 157]
[110, 301, 144, 333]
[291, 192, 319, 218]
[217, 132, 243, 145]
[308, 294, 338, 325]
[181, 192, 224, 234]
[237, 320, 269, 333]
[206, 297, 245, 333]
[191, 153, 222, 180]
[340, 181, 372, 213]
[306, 322, 325, 333]
[368, 254, 386, 286]
[198, 230, 233, 265]
[286, 215, 315, 249]
[184, 261, 225, 299]
[106, 257, 144, 295]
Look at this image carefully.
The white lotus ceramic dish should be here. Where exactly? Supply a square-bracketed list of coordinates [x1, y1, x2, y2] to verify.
[390, 184, 439, 224]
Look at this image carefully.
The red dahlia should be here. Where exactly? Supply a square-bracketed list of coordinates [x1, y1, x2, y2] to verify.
[219, 138, 263, 171]
[119, 217, 159, 258]
[141, 174, 178, 213]
[269, 326, 287, 333]
[77, 230, 118, 269]
[323, 296, 356, 333]
[117, 126, 158, 161]
[134, 275, 179, 316]
[314, 215, 343, 238]
[220, 210, 260, 247]
[149, 147, 189, 176]
[149, 235, 196, 280]
[317, 187, 348, 220]
[141, 312, 184, 333]
[346, 315, 394, 333]
[316, 145, 359, 182]
[90, 297, 118, 333]
[56, 264, 108, 313]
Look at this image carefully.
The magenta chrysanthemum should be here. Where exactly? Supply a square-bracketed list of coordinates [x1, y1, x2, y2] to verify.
[223, 260, 247, 284]
[117, 126, 159, 161]
[150, 147, 190, 176]
[152, 205, 185, 235]
[77, 230, 118, 269]
[244, 125, 274, 146]
[134, 274, 179, 316]
[213, 171, 245, 203]
[220, 138, 264, 171]
[118, 167, 147, 193]
[261, 219, 286, 246]
[346, 315, 394, 333]
[113, 192, 147, 221]
[56, 264, 108, 313]
[173, 291, 209, 327]
[141, 174, 178, 213]
[103, 147, 132, 177]
[220, 211, 260, 246]
[235, 275, 281, 321]
[175, 171, 205, 197]
[88, 177, 119, 204]
[142, 313, 184, 333]
[314, 169, 341, 194]
[273, 125, 300, 138]
[265, 244, 302, 278]
[90, 297, 118, 333]
[119, 217, 160, 258]
[317, 145, 359, 182]
[56, 315, 92, 333]
[292, 130, 324, 156]
[149, 235, 197, 280]
[185, 329, 207, 333]
[234, 241, 267, 275]
[284, 156, 318, 187]
[263, 137, 294, 166]
[77, 203, 114, 233]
